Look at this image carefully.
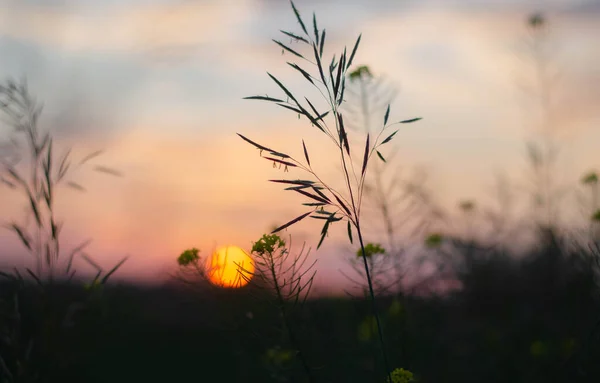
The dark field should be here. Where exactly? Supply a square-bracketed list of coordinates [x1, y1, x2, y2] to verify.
[2, 237, 600, 383]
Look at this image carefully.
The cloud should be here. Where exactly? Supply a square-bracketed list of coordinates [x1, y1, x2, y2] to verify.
[0, 0, 256, 58]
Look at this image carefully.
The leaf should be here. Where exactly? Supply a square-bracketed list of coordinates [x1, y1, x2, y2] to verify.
[313, 12, 319, 45]
[381, 130, 398, 145]
[317, 221, 330, 249]
[272, 211, 312, 233]
[400, 117, 422, 124]
[334, 48, 345, 96]
[313, 43, 327, 85]
[294, 188, 329, 204]
[101, 255, 129, 284]
[346, 34, 362, 70]
[66, 239, 92, 273]
[338, 75, 346, 105]
[79, 150, 103, 165]
[45, 138, 52, 180]
[268, 150, 291, 159]
[377, 150, 386, 162]
[333, 193, 352, 216]
[81, 253, 102, 272]
[237, 133, 275, 153]
[280, 30, 309, 44]
[288, 63, 314, 85]
[94, 166, 122, 177]
[273, 39, 304, 58]
[347, 220, 353, 244]
[302, 140, 311, 166]
[317, 110, 330, 121]
[319, 29, 326, 57]
[285, 185, 311, 191]
[67, 181, 86, 192]
[26, 268, 42, 287]
[338, 113, 350, 155]
[295, 103, 325, 133]
[384, 104, 390, 126]
[28, 194, 41, 226]
[277, 103, 303, 114]
[302, 202, 327, 207]
[311, 186, 331, 203]
[244, 95, 285, 103]
[268, 72, 297, 104]
[269, 179, 314, 186]
[290, 1, 308, 35]
[264, 157, 297, 168]
[362, 134, 370, 176]
[9, 223, 31, 250]
[304, 98, 328, 125]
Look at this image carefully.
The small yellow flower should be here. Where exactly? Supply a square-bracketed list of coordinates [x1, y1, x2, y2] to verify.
[388, 368, 415, 383]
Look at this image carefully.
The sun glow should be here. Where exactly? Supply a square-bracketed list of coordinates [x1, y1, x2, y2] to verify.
[207, 245, 254, 288]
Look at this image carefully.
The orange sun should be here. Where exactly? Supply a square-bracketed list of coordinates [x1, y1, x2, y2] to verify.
[206, 245, 255, 288]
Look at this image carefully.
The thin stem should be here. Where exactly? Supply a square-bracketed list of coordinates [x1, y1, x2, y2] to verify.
[356, 220, 392, 382]
[268, 251, 316, 383]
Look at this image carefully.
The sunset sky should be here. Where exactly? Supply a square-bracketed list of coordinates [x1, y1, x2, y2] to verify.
[0, 0, 599, 292]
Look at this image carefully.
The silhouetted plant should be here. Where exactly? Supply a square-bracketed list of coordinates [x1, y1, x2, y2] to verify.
[519, 12, 567, 237]
[341, 65, 442, 297]
[242, 233, 316, 382]
[0, 78, 126, 382]
[238, 3, 422, 379]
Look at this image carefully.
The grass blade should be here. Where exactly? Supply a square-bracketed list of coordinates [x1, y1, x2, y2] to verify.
[81, 253, 102, 272]
[320, 29, 326, 57]
[302, 140, 311, 166]
[288, 62, 314, 85]
[294, 188, 329, 204]
[26, 268, 43, 286]
[268, 73, 298, 104]
[338, 75, 346, 105]
[244, 95, 285, 102]
[270, 179, 315, 186]
[237, 133, 276, 153]
[101, 255, 129, 284]
[94, 166, 122, 177]
[362, 134, 370, 176]
[338, 113, 350, 155]
[290, 1, 308, 35]
[317, 220, 330, 249]
[377, 150, 386, 162]
[272, 211, 312, 233]
[311, 186, 331, 203]
[9, 223, 31, 250]
[313, 12, 319, 45]
[381, 130, 398, 145]
[347, 220, 353, 244]
[280, 30, 309, 44]
[400, 117, 422, 124]
[277, 103, 303, 114]
[313, 43, 327, 86]
[334, 193, 352, 216]
[346, 33, 362, 70]
[67, 181, 86, 192]
[264, 157, 297, 168]
[384, 104, 390, 126]
[273, 39, 304, 58]
[79, 150, 103, 165]
[66, 238, 92, 273]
